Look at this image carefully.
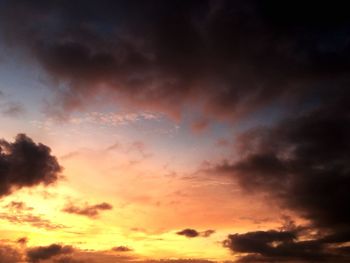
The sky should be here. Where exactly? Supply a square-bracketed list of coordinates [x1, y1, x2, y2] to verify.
[0, 1, 349, 262]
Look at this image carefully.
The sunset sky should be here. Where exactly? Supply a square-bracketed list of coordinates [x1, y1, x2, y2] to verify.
[0, 1, 349, 262]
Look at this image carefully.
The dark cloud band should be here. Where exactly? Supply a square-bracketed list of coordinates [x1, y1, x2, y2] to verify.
[1, 1, 350, 120]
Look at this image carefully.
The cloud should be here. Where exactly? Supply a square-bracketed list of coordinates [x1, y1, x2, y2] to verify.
[52, 251, 216, 263]
[214, 97, 350, 229]
[62, 202, 113, 218]
[48, 248, 135, 263]
[201, 230, 215, 238]
[27, 244, 74, 263]
[176, 229, 215, 238]
[208, 91, 350, 260]
[0, 241, 219, 263]
[112, 246, 133, 252]
[3, 201, 33, 211]
[1, 1, 350, 120]
[0, 91, 24, 117]
[0, 102, 24, 117]
[0, 212, 66, 230]
[0, 243, 23, 263]
[177, 229, 200, 238]
[70, 112, 159, 126]
[16, 237, 28, 245]
[105, 140, 153, 160]
[223, 228, 350, 262]
[0, 2, 349, 261]
[1, 201, 64, 230]
[0, 134, 62, 197]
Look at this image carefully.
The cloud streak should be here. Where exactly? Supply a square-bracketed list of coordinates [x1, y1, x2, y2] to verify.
[176, 228, 215, 238]
[112, 246, 133, 252]
[0, 212, 66, 230]
[62, 202, 113, 218]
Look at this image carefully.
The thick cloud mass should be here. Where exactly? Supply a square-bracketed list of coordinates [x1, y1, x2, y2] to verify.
[223, 229, 350, 262]
[225, 98, 350, 229]
[0, 243, 23, 263]
[1, 1, 350, 119]
[215, 95, 350, 261]
[0, 134, 62, 197]
[27, 244, 74, 263]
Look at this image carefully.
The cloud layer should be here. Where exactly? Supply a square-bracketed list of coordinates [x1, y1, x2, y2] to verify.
[1, 1, 350, 120]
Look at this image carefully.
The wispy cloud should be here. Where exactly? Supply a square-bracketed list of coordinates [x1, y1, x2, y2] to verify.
[0, 212, 66, 230]
[31, 111, 161, 130]
[0, 90, 25, 117]
[62, 202, 113, 219]
[112, 246, 133, 252]
[176, 229, 215, 238]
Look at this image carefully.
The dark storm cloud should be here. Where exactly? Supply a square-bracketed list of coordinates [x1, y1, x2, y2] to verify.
[62, 202, 113, 218]
[0, 134, 62, 197]
[214, 97, 350, 230]
[27, 244, 74, 263]
[223, 228, 350, 262]
[211, 94, 350, 261]
[176, 228, 215, 238]
[224, 230, 315, 262]
[1, 1, 350, 119]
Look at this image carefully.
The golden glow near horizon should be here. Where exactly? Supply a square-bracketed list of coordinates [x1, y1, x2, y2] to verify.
[0, 115, 289, 262]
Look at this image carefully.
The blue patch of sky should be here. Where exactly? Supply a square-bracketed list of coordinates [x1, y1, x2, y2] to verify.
[0, 43, 52, 119]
